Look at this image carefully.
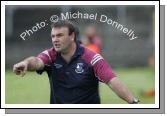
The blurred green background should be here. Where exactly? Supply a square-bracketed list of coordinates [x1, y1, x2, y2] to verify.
[6, 67, 154, 104]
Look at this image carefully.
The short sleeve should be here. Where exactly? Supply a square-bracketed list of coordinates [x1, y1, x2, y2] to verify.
[82, 47, 116, 84]
[37, 48, 56, 65]
[36, 48, 56, 74]
[91, 54, 116, 83]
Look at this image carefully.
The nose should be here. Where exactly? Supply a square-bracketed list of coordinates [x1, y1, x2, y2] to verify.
[52, 36, 59, 43]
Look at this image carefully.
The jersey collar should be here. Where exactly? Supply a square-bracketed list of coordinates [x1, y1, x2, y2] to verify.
[71, 41, 84, 59]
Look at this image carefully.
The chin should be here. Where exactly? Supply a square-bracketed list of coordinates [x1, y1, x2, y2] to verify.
[56, 49, 62, 52]
[54, 48, 61, 52]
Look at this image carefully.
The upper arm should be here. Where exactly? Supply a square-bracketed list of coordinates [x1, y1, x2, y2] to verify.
[36, 57, 45, 70]
[37, 48, 56, 65]
[26, 56, 45, 71]
[36, 48, 56, 73]
[82, 48, 116, 83]
[91, 55, 116, 83]
[37, 50, 52, 65]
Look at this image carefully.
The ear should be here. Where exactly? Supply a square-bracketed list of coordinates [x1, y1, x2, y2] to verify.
[70, 32, 75, 41]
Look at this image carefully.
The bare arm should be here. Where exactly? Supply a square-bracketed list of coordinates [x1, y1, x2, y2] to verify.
[13, 56, 44, 77]
[107, 77, 138, 104]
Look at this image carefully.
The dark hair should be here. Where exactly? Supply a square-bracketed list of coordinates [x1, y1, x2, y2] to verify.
[51, 20, 79, 41]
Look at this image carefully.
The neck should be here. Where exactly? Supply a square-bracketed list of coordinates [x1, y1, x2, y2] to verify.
[61, 42, 77, 63]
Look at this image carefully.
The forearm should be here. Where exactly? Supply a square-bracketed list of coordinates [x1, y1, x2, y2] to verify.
[108, 78, 136, 103]
[23, 56, 44, 71]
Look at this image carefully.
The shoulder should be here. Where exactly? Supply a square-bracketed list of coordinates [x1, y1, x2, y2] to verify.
[46, 47, 57, 58]
[82, 46, 103, 66]
[37, 47, 57, 65]
[41, 47, 56, 59]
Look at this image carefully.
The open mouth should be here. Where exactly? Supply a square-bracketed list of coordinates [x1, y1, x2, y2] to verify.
[55, 44, 61, 48]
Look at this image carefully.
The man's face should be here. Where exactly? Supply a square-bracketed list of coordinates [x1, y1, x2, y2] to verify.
[51, 27, 74, 53]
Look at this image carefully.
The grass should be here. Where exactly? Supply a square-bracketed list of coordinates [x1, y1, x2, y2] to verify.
[5, 67, 155, 104]
[99, 67, 155, 104]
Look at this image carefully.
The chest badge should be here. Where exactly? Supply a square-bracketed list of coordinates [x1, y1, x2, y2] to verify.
[75, 63, 84, 73]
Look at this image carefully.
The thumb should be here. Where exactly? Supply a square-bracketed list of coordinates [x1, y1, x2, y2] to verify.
[21, 63, 28, 77]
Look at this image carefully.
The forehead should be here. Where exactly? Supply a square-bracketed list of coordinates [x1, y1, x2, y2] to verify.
[51, 27, 69, 34]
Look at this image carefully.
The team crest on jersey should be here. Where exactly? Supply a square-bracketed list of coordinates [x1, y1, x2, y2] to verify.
[75, 63, 84, 73]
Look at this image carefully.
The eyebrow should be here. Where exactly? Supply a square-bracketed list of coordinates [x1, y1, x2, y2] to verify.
[51, 33, 64, 37]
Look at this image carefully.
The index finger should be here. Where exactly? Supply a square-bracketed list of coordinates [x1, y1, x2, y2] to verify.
[13, 64, 20, 73]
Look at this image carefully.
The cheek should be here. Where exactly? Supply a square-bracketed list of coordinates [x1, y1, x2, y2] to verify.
[51, 38, 54, 43]
[62, 36, 70, 43]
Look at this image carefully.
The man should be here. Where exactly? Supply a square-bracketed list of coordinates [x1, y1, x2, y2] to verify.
[81, 35, 100, 53]
[84, 25, 102, 52]
[13, 20, 139, 104]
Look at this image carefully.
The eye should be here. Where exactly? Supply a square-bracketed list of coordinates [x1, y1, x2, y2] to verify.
[51, 35, 55, 38]
[56, 33, 64, 38]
